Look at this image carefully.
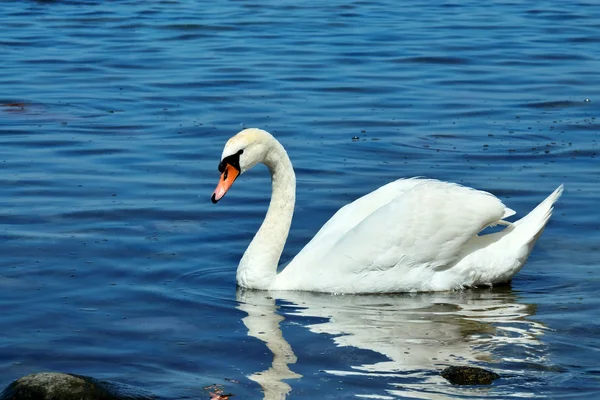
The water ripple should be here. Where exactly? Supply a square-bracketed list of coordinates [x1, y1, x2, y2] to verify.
[1, 0, 599, 399]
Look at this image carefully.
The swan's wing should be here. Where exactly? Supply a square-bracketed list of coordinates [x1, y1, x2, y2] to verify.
[277, 179, 513, 292]
[287, 178, 424, 268]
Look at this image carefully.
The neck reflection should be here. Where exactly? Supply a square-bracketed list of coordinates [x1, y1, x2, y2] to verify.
[237, 290, 302, 400]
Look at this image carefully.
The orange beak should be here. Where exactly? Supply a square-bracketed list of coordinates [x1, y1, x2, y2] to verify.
[211, 164, 240, 203]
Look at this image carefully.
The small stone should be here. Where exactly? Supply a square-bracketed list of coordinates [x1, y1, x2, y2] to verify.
[441, 366, 500, 385]
[0, 372, 154, 400]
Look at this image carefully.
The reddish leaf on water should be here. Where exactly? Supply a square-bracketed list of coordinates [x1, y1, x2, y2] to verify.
[209, 392, 233, 400]
[204, 384, 234, 400]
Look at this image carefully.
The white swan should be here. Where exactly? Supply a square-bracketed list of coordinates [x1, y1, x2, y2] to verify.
[211, 128, 563, 293]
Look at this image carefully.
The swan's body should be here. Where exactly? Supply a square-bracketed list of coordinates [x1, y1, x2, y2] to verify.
[212, 128, 563, 293]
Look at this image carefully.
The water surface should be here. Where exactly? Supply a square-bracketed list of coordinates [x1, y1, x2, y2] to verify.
[1, 1, 599, 399]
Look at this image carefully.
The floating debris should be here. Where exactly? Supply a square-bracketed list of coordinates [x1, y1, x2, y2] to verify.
[204, 384, 234, 400]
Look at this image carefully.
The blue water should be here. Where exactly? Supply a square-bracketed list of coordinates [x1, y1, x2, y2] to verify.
[1, 1, 599, 399]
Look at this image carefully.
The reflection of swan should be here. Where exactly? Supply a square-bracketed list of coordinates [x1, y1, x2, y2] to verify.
[238, 288, 548, 399]
[213, 128, 563, 293]
[237, 290, 301, 400]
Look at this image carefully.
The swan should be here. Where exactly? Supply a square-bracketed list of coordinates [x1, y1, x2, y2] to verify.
[211, 128, 563, 293]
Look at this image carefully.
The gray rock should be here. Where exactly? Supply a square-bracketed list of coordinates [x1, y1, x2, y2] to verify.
[441, 366, 500, 385]
[0, 372, 155, 400]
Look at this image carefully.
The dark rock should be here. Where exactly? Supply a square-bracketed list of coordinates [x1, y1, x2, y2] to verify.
[0, 372, 155, 400]
[441, 366, 500, 385]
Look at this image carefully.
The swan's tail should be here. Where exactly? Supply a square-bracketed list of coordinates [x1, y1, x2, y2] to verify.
[512, 184, 564, 251]
[456, 184, 564, 287]
[490, 184, 564, 282]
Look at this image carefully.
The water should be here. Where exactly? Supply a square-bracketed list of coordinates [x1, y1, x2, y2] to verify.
[1, 1, 599, 398]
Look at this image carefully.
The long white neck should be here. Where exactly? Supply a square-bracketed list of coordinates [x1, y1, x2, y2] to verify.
[237, 139, 296, 290]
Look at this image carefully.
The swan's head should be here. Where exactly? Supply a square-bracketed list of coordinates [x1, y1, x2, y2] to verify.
[211, 128, 273, 204]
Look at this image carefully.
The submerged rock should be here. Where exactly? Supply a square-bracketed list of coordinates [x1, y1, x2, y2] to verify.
[0, 372, 154, 400]
[441, 366, 500, 385]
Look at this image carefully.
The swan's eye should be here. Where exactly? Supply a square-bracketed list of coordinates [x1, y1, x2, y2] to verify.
[219, 149, 244, 173]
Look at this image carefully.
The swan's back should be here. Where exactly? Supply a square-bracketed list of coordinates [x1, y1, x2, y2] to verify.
[299, 178, 425, 254]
